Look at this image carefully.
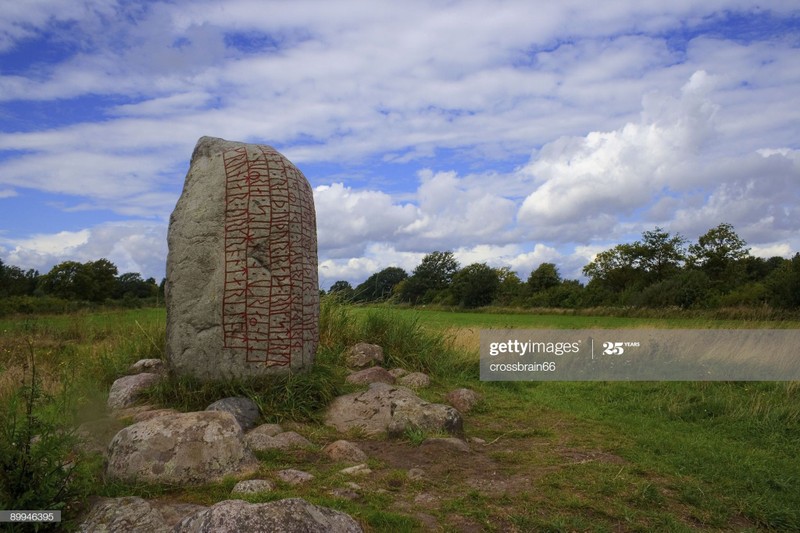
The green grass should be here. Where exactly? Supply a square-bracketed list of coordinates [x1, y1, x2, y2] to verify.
[352, 304, 800, 330]
[2, 301, 799, 530]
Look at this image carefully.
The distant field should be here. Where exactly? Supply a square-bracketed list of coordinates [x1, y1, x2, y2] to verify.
[352, 305, 800, 347]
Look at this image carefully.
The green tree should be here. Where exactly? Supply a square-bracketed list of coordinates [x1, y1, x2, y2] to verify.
[40, 261, 89, 300]
[527, 263, 561, 293]
[0, 259, 38, 297]
[115, 272, 158, 299]
[765, 253, 800, 308]
[40, 259, 118, 301]
[399, 251, 459, 304]
[328, 280, 355, 300]
[582, 242, 640, 296]
[451, 263, 500, 308]
[688, 223, 749, 290]
[582, 227, 686, 301]
[83, 259, 119, 301]
[494, 267, 525, 306]
[635, 227, 686, 282]
[353, 267, 408, 302]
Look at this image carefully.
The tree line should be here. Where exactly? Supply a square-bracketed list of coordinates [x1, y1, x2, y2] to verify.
[0, 258, 164, 315]
[327, 223, 800, 310]
[3, 222, 798, 315]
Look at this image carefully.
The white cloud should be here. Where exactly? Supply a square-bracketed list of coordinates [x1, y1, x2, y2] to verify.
[518, 71, 720, 235]
[516, 68, 800, 252]
[750, 243, 793, 259]
[1, 222, 167, 279]
[313, 183, 418, 258]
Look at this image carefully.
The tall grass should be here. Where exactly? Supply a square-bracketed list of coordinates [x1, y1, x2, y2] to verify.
[319, 296, 476, 379]
[146, 297, 476, 420]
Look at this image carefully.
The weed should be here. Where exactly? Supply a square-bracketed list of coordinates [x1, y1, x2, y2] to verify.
[402, 427, 428, 446]
[0, 342, 98, 530]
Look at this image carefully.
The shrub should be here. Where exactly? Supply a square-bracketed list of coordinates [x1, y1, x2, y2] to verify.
[0, 344, 96, 530]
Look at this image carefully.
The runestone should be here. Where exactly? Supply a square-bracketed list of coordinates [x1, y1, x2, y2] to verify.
[166, 136, 318, 380]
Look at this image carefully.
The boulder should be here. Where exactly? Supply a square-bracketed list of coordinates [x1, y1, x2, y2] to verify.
[397, 371, 430, 389]
[346, 367, 395, 386]
[106, 411, 258, 484]
[445, 388, 482, 413]
[246, 431, 314, 452]
[206, 397, 260, 431]
[248, 423, 283, 437]
[175, 498, 362, 532]
[387, 397, 463, 438]
[388, 368, 408, 378]
[325, 382, 463, 438]
[322, 440, 368, 464]
[345, 343, 384, 368]
[166, 136, 319, 381]
[107, 373, 162, 410]
[78, 496, 171, 532]
[325, 383, 418, 435]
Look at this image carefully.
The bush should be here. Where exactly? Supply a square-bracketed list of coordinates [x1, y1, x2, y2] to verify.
[0, 344, 96, 530]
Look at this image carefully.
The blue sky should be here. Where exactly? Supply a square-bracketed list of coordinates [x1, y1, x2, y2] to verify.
[1, 1, 798, 288]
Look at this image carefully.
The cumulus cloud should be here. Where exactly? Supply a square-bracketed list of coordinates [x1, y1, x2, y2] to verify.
[1, 222, 167, 279]
[518, 71, 719, 237]
[313, 183, 418, 258]
[517, 69, 800, 253]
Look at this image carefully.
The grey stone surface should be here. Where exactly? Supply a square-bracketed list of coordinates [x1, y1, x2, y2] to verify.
[248, 423, 284, 437]
[152, 502, 208, 529]
[128, 359, 166, 375]
[206, 396, 260, 431]
[345, 343, 384, 368]
[387, 397, 464, 438]
[232, 479, 275, 495]
[346, 366, 396, 386]
[325, 382, 463, 438]
[445, 388, 482, 413]
[106, 410, 258, 484]
[166, 136, 318, 381]
[246, 430, 314, 452]
[175, 498, 362, 533]
[388, 368, 408, 378]
[107, 373, 162, 410]
[397, 371, 431, 389]
[78, 496, 171, 532]
[276, 469, 315, 485]
[324, 382, 419, 436]
[322, 440, 368, 463]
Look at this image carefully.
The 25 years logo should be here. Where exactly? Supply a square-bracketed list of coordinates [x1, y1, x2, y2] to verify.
[602, 341, 641, 355]
[602, 342, 625, 355]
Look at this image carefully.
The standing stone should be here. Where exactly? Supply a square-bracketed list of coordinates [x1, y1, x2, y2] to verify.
[166, 136, 319, 381]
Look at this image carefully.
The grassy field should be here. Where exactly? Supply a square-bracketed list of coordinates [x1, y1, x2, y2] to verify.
[1, 304, 799, 531]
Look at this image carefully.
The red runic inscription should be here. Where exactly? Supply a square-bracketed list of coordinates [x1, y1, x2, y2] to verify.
[221, 146, 316, 366]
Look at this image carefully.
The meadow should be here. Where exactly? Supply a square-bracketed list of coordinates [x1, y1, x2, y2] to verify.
[1, 303, 799, 531]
